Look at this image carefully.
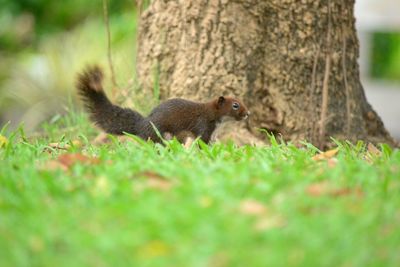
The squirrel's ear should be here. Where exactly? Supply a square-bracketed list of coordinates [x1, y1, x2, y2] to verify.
[217, 96, 225, 108]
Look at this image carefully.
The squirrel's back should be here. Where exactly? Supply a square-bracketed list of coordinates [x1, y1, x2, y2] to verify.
[147, 98, 208, 138]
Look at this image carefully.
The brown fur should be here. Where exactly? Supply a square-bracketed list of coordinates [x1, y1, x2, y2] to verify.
[76, 65, 250, 144]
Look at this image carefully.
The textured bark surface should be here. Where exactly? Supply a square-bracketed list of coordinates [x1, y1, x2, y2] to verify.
[136, 0, 396, 147]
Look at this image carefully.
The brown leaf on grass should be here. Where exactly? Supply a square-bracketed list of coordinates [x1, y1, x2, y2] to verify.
[92, 132, 110, 145]
[44, 140, 82, 153]
[239, 199, 267, 216]
[58, 153, 100, 168]
[38, 160, 69, 171]
[365, 143, 383, 163]
[48, 142, 71, 150]
[135, 171, 173, 191]
[367, 143, 382, 156]
[92, 132, 132, 145]
[147, 178, 173, 191]
[38, 153, 101, 172]
[329, 187, 363, 197]
[239, 199, 285, 232]
[137, 171, 166, 180]
[306, 182, 329, 196]
[327, 158, 338, 168]
[306, 182, 363, 198]
[312, 148, 339, 161]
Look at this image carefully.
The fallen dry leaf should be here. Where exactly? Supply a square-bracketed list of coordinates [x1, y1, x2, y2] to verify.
[48, 140, 82, 150]
[306, 181, 363, 198]
[44, 140, 82, 154]
[327, 158, 338, 168]
[238, 199, 285, 232]
[147, 178, 173, 191]
[92, 132, 132, 145]
[92, 132, 110, 145]
[37, 160, 68, 172]
[306, 182, 329, 196]
[367, 143, 382, 156]
[38, 153, 102, 172]
[135, 171, 174, 191]
[48, 142, 71, 150]
[137, 171, 166, 180]
[239, 199, 267, 216]
[329, 187, 363, 197]
[57, 153, 100, 168]
[365, 143, 383, 163]
[312, 148, 339, 161]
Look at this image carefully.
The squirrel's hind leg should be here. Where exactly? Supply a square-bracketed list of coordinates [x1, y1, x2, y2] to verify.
[175, 131, 197, 145]
[163, 131, 197, 148]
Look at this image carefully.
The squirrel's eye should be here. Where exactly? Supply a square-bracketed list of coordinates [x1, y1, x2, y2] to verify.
[232, 102, 240, 110]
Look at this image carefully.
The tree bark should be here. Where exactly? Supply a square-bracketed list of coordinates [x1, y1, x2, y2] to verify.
[136, 0, 396, 148]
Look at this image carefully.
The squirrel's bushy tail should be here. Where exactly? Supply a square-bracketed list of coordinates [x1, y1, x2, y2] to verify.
[76, 65, 145, 135]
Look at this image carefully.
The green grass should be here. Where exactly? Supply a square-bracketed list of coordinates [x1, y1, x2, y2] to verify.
[0, 114, 400, 267]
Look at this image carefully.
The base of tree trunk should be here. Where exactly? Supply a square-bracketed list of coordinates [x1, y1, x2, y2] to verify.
[136, 0, 397, 148]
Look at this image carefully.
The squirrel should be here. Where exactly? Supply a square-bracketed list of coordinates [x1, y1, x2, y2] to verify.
[76, 65, 250, 144]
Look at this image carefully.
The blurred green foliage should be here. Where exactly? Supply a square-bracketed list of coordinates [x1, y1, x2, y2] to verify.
[0, 0, 134, 51]
[0, 0, 138, 131]
[371, 32, 400, 81]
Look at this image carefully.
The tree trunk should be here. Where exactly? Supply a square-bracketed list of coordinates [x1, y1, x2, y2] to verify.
[136, 0, 396, 148]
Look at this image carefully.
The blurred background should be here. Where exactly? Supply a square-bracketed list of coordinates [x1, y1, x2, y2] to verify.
[0, 0, 139, 133]
[356, 0, 400, 141]
[0, 1, 399, 139]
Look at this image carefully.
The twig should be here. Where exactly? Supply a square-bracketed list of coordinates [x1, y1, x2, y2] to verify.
[135, 0, 144, 49]
[310, 46, 321, 96]
[310, 44, 321, 143]
[342, 23, 351, 136]
[318, 0, 332, 148]
[135, 0, 143, 78]
[135, 0, 143, 17]
[103, 0, 118, 97]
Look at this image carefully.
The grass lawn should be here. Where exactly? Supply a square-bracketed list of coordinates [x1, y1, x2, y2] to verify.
[0, 114, 399, 267]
